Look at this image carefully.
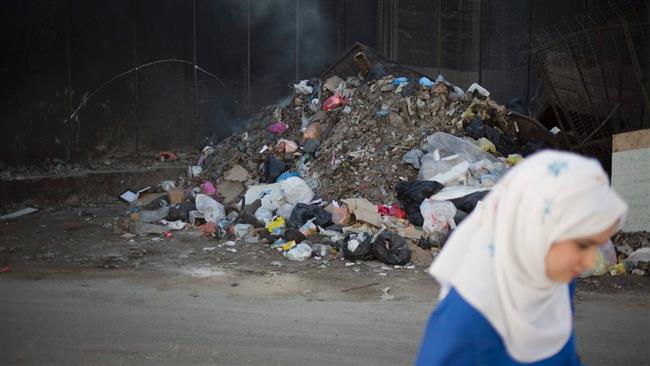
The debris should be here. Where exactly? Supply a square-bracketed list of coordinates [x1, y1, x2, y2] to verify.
[160, 180, 177, 191]
[581, 240, 617, 277]
[280, 177, 315, 205]
[342, 232, 373, 261]
[161, 220, 187, 231]
[293, 80, 313, 95]
[276, 139, 298, 154]
[195, 194, 225, 223]
[267, 121, 289, 135]
[342, 198, 382, 227]
[420, 199, 457, 234]
[372, 231, 411, 265]
[625, 248, 650, 267]
[0, 266, 11, 273]
[322, 94, 346, 111]
[0, 207, 39, 222]
[285, 243, 313, 261]
[158, 151, 178, 161]
[303, 122, 323, 140]
[289, 203, 332, 228]
[118, 187, 150, 204]
[267, 216, 286, 235]
[217, 180, 245, 204]
[167, 188, 185, 204]
[324, 76, 344, 92]
[402, 149, 424, 169]
[395, 181, 445, 226]
[224, 165, 251, 182]
[380, 287, 395, 301]
[466, 83, 490, 97]
[341, 282, 379, 292]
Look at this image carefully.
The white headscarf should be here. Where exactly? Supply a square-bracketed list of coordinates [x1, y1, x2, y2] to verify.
[428, 150, 628, 362]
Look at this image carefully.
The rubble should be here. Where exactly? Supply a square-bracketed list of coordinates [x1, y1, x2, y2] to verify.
[105, 46, 586, 272]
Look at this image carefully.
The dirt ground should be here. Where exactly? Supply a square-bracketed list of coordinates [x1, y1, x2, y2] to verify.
[1, 204, 649, 296]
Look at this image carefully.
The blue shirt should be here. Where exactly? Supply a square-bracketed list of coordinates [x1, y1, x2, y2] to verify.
[415, 284, 582, 365]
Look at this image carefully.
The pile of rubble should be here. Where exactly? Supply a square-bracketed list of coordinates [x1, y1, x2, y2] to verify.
[111, 51, 647, 276]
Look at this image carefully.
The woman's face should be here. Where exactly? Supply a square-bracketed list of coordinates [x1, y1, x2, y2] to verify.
[545, 221, 619, 283]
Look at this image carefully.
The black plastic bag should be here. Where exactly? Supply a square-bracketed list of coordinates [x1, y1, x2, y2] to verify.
[450, 191, 489, 214]
[264, 156, 287, 183]
[465, 117, 486, 140]
[342, 232, 374, 261]
[465, 117, 517, 155]
[283, 228, 306, 243]
[395, 181, 444, 226]
[166, 202, 195, 221]
[288, 203, 332, 228]
[372, 232, 411, 265]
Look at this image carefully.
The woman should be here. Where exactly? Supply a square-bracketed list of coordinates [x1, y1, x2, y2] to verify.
[416, 151, 627, 365]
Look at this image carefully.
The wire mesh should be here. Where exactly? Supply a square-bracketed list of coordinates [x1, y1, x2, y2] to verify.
[528, 0, 649, 169]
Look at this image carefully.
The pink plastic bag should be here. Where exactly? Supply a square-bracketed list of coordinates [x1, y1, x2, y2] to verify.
[201, 181, 218, 196]
[267, 121, 289, 135]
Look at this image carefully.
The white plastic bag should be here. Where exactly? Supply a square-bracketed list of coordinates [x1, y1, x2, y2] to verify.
[426, 132, 499, 163]
[195, 194, 225, 223]
[277, 203, 296, 220]
[280, 177, 315, 205]
[244, 184, 285, 211]
[285, 243, 313, 261]
[420, 199, 457, 234]
[254, 207, 274, 224]
[428, 161, 470, 186]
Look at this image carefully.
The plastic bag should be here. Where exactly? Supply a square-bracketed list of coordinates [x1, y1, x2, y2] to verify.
[276, 171, 301, 182]
[342, 232, 373, 261]
[299, 219, 318, 237]
[289, 203, 332, 228]
[276, 203, 295, 220]
[140, 205, 171, 223]
[328, 202, 351, 226]
[280, 177, 315, 205]
[302, 139, 320, 154]
[426, 132, 499, 163]
[285, 243, 313, 261]
[264, 156, 288, 183]
[303, 122, 322, 140]
[372, 232, 411, 265]
[195, 194, 225, 224]
[581, 240, 617, 277]
[429, 161, 470, 186]
[449, 191, 489, 214]
[267, 216, 286, 235]
[254, 207, 274, 224]
[402, 149, 423, 169]
[420, 199, 457, 234]
[418, 153, 465, 181]
[395, 181, 444, 226]
[276, 139, 298, 153]
[201, 181, 218, 196]
[267, 121, 289, 135]
[322, 94, 346, 111]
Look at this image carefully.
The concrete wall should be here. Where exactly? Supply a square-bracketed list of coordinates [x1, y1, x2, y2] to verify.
[0, 0, 377, 165]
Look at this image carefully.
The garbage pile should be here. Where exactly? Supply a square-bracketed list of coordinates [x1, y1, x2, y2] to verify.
[113, 58, 570, 269]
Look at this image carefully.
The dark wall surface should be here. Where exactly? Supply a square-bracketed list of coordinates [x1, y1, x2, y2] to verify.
[0, 0, 377, 165]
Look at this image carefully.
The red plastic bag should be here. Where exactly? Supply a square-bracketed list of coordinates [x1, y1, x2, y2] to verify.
[377, 204, 407, 219]
[322, 94, 346, 111]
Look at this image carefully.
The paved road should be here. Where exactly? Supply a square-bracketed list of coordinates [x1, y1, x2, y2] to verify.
[1, 272, 648, 366]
